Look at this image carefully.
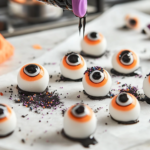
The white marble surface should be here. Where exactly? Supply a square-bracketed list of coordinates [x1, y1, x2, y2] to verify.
[0, 1, 150, 150]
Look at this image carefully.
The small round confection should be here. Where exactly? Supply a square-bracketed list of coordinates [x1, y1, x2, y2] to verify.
[63, 104, 97, 139]
[60, 52, 87, 80]
[17, 63, 49, 93]
[81, 32, 107, 57]
[0, 104, 17, 137]
[143, 24, 150, 37]
[125, 15, 140, 29]
[143, 74, 150, 99]
[112, 49, 140, 74]
[109, 92, 140, 124]
[82, 67, 112, 97]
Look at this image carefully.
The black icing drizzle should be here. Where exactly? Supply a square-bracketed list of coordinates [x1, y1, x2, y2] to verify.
[83, 90, 113, 100]
[111, 116, 139, 125]
[61, 129, 98, 148]
[59, 75, 82, 82]
[80, 51, 105, 58]
[0, 131, 14, 138]
[110, 67, 142, 77]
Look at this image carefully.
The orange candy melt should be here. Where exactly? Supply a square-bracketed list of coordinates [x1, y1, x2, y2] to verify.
[20, 63, 44, 81]
[0, 105, 12, 123]
[85, 70, 108, 87]
[0, 34, 14, 64]
[111, 93, 137, 111]
[84, 33, 103, 45]
[116, 49, 138, 69]
[62, 55, 85, 70]
[68, 105, 93, 123]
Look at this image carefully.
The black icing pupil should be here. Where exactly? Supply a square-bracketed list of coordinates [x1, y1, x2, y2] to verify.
[119, 93, 128, 103]
[122, 54, 131, 63]
[68, 55, 79, 63]
[0, 108, 4, 115]
[25, 65, 38, 74]
[92, 72, 101, 80]
[75, 105, 85, 114]
[129, 19, 136, 26]
[90, 32, 98, 39]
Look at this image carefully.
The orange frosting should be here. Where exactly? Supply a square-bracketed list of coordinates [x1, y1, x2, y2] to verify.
[68, 105, 93, 123]
[111, 93, 137, 111]
[0, 105, 12, 123]
[20, 63, 44, 81]
[62, 55, 85, 70]
[0, 34, 14, 64]
[84, 33, 103, 45]
[116, 49, 138, 69]
[85, 70, 108, 87]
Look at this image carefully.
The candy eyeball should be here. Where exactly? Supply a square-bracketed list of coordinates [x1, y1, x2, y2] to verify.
[143, 74, 150, 101]
[125, 15, 140, 29]
[81, 32, 107, 57]
[0, 104, 17, 137]
[143, 24, 150, 37]
[17, 63, 49, 93]
[60, 52, 87, 80]
[82, 66, 112, 97]
[112, 49, 140, 74]
[109, 93, 140, 124]
[63, 104, 97, 139]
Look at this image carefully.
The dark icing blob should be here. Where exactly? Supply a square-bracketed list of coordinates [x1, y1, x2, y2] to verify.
[68, 54, 79, 64]
[75, 105, 85, 114]
[83, 90, 114, 100]
[119, 93, 128, 103]
[89, 32, 98, 39]
[0, 108, 4, 115]
[92, 72, 101, 80]
[129, 19, 136, 26]
[110, 67, 142, 77]
[61, 129, 98, 148]
[59, 75, 82, 82]
[24, 64, 39, 75]
[119, 50, 131, 64]
[111, 116, 139, 125]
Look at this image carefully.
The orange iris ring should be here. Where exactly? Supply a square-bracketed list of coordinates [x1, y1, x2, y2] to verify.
[20, 63, 44, 82]
[128, 17, 139, 29]
[68, 105, 93, 123]
[0, 105, 12, 123]
[62, 55, 85, 70]
[116, 49, 138, 69]
[84, 33, 103, 45]
[85, 70, 108, 88]
[111, 93, 137, 111]
[148, 76, 150, 84]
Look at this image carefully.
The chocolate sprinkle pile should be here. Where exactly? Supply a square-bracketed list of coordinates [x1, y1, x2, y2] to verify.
[15, 89, 62, 110]
[84, 66, 104, 76]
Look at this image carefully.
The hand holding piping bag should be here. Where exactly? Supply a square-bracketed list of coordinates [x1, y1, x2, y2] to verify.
[37, 0, 87, 36]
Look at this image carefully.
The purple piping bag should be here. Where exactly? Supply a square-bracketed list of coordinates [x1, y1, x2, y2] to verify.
[72, 0, 87, 18]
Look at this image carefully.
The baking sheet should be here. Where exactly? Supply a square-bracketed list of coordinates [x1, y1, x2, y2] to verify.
[0, 2, 150, 150]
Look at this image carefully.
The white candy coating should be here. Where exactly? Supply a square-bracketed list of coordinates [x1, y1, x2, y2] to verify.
[109, 94, 140, 122]
[143, 75, 150, 98]
[60, 55, 87, 80]
[112, 50, 140, 74]
[0, 105, 17, 136]
[17, 65, 49, 93]
[82, 70, 112, 97]
[81, 33, 107, 56]
[64, 106, 97, 139]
